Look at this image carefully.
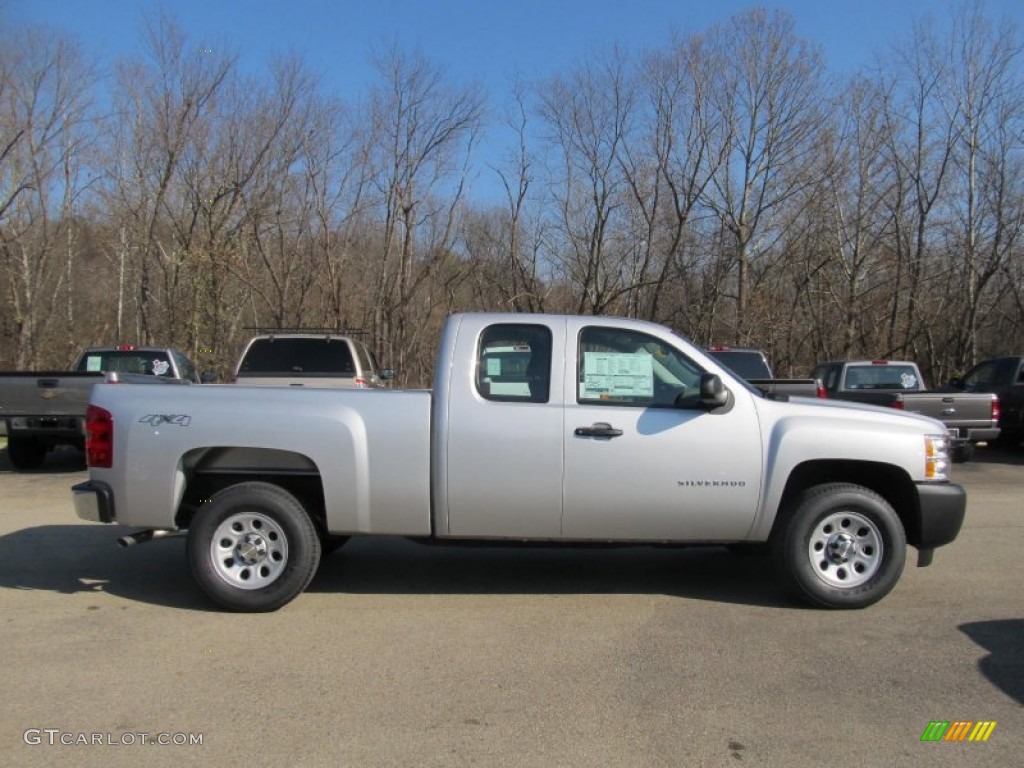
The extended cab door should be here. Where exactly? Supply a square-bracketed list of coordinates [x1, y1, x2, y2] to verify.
[440, 317, 567, 538]
[561, 320, 763, 541]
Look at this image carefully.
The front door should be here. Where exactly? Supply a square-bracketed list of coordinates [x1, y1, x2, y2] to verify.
[561, 321, 763, 541]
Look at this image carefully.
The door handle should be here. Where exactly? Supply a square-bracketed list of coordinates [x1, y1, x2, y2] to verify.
[574, 422, 623, 438]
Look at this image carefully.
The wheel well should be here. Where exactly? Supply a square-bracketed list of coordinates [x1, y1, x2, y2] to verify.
[175, 447, 327, 536]
[773, 460, 919, 543]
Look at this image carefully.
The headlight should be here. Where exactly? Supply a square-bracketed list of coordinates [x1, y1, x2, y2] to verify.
[924, 434, 950, 481]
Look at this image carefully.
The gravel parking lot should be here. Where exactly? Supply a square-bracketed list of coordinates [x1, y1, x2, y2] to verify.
[1, 443, 1022, 767]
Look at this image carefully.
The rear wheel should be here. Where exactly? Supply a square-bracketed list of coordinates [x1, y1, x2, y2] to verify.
[186, 482, 320, 612]
[951, 443, 974, 463]
[7, 437, 47, 470]
[773, 483, 906, 609]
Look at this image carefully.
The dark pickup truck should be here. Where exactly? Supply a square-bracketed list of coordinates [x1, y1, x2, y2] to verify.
[811, 360, 1000, 461]
[707, 346, 824, 399]
[947, 356, 1024, 447]
[0, 345, 205, 469]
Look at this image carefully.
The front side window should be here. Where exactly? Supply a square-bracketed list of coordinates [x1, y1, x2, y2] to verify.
[577, 326, 703, 408]
[476, 324, 552, 403]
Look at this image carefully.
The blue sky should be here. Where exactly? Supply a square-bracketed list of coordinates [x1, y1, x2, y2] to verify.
[7, 0, 1024, 202]
[12, 0, 1023, 86]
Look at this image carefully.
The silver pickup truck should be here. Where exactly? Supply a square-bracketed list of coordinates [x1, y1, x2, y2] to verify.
[72, 314, 966, 612]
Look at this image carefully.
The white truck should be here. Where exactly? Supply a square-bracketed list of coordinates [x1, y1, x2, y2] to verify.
[71, 313, 966, 612]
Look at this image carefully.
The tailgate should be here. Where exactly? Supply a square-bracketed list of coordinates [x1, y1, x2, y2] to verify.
[0, 373, 101, 418]
[900, 393, 996, 429]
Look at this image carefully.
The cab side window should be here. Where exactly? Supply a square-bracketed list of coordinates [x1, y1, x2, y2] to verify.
[577, 326, 703, 408]
[476, 324, 552, 403]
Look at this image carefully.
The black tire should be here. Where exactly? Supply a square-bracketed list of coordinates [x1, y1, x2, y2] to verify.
[7, 437, 47, 470]
[951, 443, 974, 463]
[186, 482, 320, 612]
[773, 483, 906, 609]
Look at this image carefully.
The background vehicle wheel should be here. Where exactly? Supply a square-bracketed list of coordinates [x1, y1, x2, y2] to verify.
[7, 437, 47, 470]
[186, 482, 320, 612]
[951, 443, 974, 463]
[773, 483, 906, 609]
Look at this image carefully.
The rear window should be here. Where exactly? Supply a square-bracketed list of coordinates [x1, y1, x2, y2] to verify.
[76, 350, 175, 377]
[238, 338, 355, 377]
[843, 365, 921, 390]
[708, 350, 771, 380]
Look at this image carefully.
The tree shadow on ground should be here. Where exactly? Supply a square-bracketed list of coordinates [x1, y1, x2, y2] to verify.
[960, 619, 1024, 706]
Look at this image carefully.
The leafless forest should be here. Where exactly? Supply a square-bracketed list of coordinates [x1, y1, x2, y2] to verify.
[2, 4, 1022, 386]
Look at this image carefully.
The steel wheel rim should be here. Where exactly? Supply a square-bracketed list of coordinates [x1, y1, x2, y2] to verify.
[807, 510, 883, 588]
[209, 511, 289, 590]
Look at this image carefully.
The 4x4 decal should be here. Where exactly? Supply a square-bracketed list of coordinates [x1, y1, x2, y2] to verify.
[139, 414, 191, 427]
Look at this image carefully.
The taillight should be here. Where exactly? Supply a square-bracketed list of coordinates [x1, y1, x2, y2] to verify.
[85, 405, 113, 468]
[890, 395, 905, 410]
[354, 377, 368, 388]
[816, 383, 826, 399]
[992, 395, 1000, 424]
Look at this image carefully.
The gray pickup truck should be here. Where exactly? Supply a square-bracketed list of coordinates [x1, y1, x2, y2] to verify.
[0, 346, 203, 469]
[811, 360, 1000, 462]
[946, 356, 1024, 447]
[72, 314, 966, 612]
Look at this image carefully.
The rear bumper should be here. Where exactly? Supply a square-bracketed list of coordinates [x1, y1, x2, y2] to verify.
[71, 481, 115, 523]
[912, 482, 966, 550]
[949, 426, 1000, 443]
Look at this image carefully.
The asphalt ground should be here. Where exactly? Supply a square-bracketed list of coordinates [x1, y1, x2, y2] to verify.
[0, 443, 1021, 767]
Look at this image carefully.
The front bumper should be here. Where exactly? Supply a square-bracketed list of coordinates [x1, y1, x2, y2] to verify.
[71, 481, 115, 523]
[912, 482, 966, 550]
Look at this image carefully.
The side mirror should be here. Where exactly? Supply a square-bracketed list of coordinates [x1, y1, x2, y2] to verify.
[699, 373, 729, 409]
[379, 369, 396, 381]
[200, 370, 218, 384]
[947, 377, 964, 390]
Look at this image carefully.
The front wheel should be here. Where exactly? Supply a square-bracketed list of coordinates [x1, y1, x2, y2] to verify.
[186, 482, 320, 612]
[773, 483, 906, 609]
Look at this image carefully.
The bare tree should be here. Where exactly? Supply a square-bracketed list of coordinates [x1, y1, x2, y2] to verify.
[537, 47, 636, 315]
[0, 27, 94, 367]
[699, 8, 825, 340]
[936, 1, 1024, 372]
[365, 46, 484, 380]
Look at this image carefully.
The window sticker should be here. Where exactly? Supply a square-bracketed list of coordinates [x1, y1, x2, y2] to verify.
[582, 352, 654, 399]
[900, 372, 918, 389]
[152, 359, 170, 376]
[85, 356, 102, 372]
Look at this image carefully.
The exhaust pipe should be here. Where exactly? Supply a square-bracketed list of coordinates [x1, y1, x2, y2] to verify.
[117, 529, 178, 548]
